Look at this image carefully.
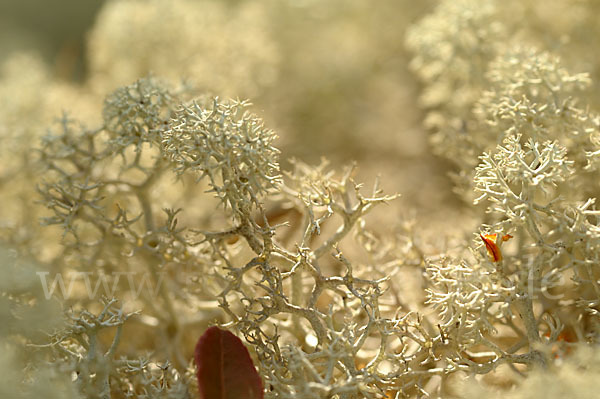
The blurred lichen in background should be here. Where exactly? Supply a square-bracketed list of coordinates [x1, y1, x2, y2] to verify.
[2, 0, 600, 398]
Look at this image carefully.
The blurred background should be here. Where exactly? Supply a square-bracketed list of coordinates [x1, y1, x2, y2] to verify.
[0, 0, 101, 80]
[0, 0, 464, 235]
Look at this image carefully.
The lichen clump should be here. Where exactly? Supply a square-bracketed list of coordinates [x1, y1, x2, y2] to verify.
[2, 0, 600, 398]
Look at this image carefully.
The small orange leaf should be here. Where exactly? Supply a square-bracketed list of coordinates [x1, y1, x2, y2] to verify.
[480, 234, 502, 262]
[543, 328, 577, 359]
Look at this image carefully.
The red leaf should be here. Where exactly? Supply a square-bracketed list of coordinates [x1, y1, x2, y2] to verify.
[194, 326, 264, 399]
